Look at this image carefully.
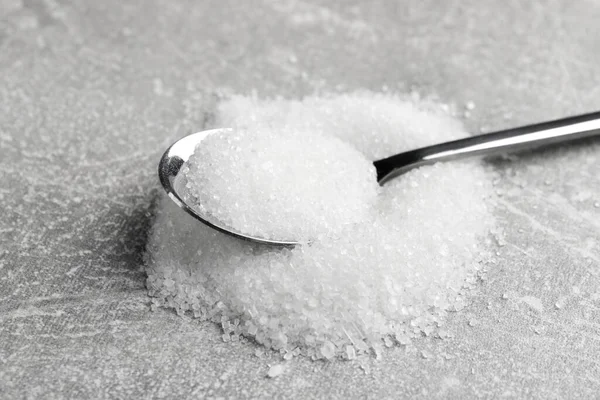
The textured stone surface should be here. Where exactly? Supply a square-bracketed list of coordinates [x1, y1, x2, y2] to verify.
[1, 0, 599, 398]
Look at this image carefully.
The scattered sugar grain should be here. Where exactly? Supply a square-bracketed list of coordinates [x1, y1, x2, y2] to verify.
[267, 364, 286, 378]
[145, 92, 497, 361]
[320, 341, 336, 360]
[555, 296, 568, 309]
[358, 359, 371, 374]
[346, 345, 356, 360]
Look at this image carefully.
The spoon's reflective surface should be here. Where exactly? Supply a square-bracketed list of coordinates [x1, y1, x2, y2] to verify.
[157, 128, 298, 245]
[159, 111, 600, 246]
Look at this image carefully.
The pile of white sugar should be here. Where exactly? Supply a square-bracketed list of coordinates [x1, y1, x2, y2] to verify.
[145, 92, 496, 360]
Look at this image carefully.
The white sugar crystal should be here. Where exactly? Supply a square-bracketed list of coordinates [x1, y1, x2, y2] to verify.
[346, 345, 356, 360]
[267, 364, 285, 378]
[145, 92, 497, 360]
[320, 341, 336, 360]
[555, 296, 568, 309]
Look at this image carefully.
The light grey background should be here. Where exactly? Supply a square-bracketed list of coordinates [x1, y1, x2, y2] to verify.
[1, 0, 599, 398]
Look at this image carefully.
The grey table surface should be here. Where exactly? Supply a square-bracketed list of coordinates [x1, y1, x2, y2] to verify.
[1, 0, 600, 398]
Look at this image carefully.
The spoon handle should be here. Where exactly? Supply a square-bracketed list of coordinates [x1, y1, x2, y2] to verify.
[374, 111, 600, 183]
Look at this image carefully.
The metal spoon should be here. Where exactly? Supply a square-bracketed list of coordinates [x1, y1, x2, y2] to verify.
[159, 111, 600, 246]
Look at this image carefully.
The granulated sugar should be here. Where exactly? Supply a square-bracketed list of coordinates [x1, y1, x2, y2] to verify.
[145, 92, 496, 360]
[182, 128, 379, 241]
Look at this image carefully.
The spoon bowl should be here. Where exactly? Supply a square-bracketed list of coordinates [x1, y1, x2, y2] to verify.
[159, 111, 600, 246]
[159, 128, 299, 246]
